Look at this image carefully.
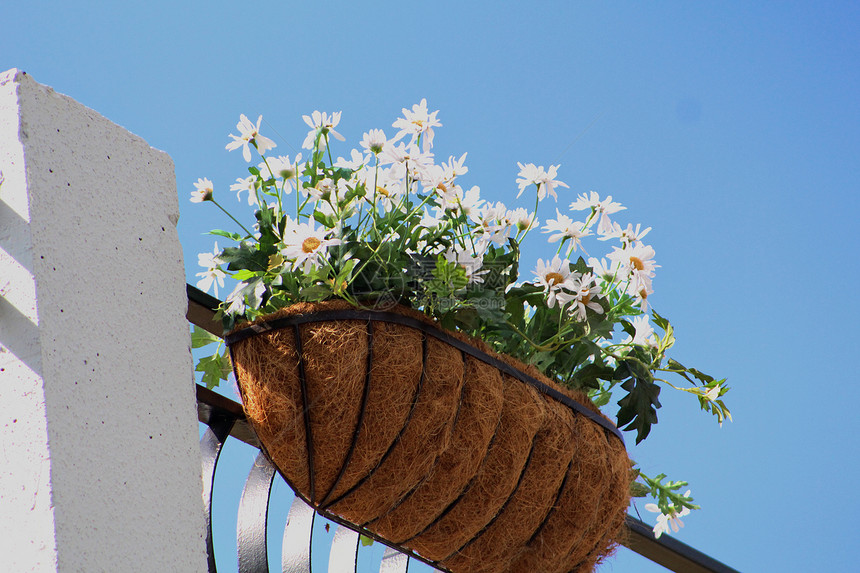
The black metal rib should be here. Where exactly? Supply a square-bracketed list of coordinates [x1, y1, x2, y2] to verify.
[201, 415, 236, 573]
[525, 459, 574, 546]
[237, 452, 277, 573]
[320, 333, 427, 510]
[438, 432, 539, 563]
[293, 323, 316, 504]
[397, 398, 506, 545]
[361, 348, 471, 530]
[225, 309, 623, 444]
[319, 320, 375, 508]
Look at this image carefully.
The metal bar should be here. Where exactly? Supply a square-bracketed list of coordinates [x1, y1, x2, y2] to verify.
[622, 515, 741, 573]
[201, 415, 235, 573]
[237, 452, 277, 573]
[328, 525, 360, 573]
[282, 497, 315, 573]
[196, 384, 260, 448]
[379, 546, 409, 573]
[187, 283, 223, 337]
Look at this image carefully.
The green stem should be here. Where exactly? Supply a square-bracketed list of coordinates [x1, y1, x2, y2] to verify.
[504, 320, 558, 352]
[295, 158, 302, 220]
[517, 186, 542, 245]
[259, 154, 283, 220]
[210, 199, 254, 237]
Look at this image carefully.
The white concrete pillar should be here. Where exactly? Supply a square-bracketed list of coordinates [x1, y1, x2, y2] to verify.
[0, 69, 206, 572]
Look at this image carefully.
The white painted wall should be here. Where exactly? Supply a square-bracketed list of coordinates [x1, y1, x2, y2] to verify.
[0, 69, 207, 572]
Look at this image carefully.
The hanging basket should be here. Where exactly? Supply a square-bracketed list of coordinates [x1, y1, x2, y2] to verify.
[226, 299, 631, 573]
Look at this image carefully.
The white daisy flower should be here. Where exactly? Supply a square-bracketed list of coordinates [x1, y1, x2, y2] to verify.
[568, 272, 603, 321]
[444, 247, 489, 284]
[645, 492, 692, 539]
[510, 207, 538, 232]
[419, 207, 445, 229]
[306, 177, 336, 202]
[516, 162, 569, 201]
[302, 111, 346, 150]
[600, 221, 652, 246]
[570, 191, 625, 235]
[195, 243, 226, 296]
[359, 129, 388, 155]
[334, 149, 368, 171]
[230, 176, 258, 205]
[258, 154, 303, 192]
[441, 152, 468, 180]
[472, 201, 512, 249]
[534, 256, 578, 308]
[355, 166, 404, 212]
[226, 114, 276, 162]
[624, 316, 658, 348]
[281, 221, 341, 273]
[587, 256, 616, 285]
[191, 177, 214, 203]
[542, 208, 591, 252]
[607, 243, 658, 295]
[392, 98, 442, 151]
[380, 141, 435, 183]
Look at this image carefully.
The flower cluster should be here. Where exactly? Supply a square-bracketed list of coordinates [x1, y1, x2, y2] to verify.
[191, 101, 731, 537]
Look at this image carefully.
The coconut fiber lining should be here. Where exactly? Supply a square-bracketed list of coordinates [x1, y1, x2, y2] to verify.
[227, 300, 631, 573]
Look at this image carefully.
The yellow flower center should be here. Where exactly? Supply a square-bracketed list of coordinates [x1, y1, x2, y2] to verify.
[437, 182, 448, 193]
[581, 293, 592, 304]
[302, 237, 321, 253]
[377, 185, 391, 197]
[639, 288, 648, 300]
[545, 272, 565, 286]
[629, 256, 645, 271]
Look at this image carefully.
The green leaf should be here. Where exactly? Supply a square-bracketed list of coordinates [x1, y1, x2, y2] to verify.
[313, 211, 336, 229]
[615, 359, 662, 444]
[530, 351, 556, 372]
[299, 284, 334, 302]
[619, 319, 636, 339]
[208, 229, 245, 241]
[571, 362, 615, 391]
[359, 534, 374, 547]
[666, 358, 717, 386]
[571, 256, 592, 274]
[191, 325, 220, 348]
[220, 243, 268, 272]
[195, 350, 232, 390]
[231, 269, 261, 281]
[630, 481, 651, 497]
[651, 310, 675, 352]
[687, 367, 715, 385]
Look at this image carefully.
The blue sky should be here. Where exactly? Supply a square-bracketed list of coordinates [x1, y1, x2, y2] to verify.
[4, 2, 860, 571]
